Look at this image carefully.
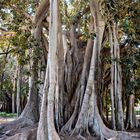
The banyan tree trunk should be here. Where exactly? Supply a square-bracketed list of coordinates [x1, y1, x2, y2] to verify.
[25, 0, 140, 139]
[37, 0, 62, 140]
[20, 0, 49, 123]
[61, 0, 140, 139]
[113, 24, 124, 130]
[37, 65, 49, 140]
[109, 25, 116, 130]
[61, 0, 106, 137]
[126, 94, 138, 129]
[12, 63, 18, 113]
[46, 0, 61, 139]
[16, 63, 22, 117]
[109, 23, 124, 130]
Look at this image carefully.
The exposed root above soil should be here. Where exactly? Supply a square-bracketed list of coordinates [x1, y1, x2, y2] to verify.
[0, 117, 37, 140]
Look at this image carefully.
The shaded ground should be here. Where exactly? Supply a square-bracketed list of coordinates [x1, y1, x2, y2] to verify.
[61, 135, 100, 140]
[0, 117, 99, 140]
[0, 116, 140, 140]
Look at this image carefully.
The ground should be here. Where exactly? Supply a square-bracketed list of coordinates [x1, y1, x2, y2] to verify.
[0, 117, 15, 124]
[0, 115, 140, 140]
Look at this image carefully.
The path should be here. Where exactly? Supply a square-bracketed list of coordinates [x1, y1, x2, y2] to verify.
[0, 117, 15, 124]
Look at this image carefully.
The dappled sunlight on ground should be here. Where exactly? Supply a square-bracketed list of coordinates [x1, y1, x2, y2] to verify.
[0, 117, 15, 124]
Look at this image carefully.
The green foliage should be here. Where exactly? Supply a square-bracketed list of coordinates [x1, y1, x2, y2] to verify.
[60, 0, 90, 41]
[122, 47, 140, 96]
[90, 32, 97, 40]
[0, 0, 37, 113]
[0, 112, 16, 118]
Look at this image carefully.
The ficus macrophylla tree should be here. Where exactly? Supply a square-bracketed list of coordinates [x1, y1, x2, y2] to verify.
[0, 0, 140, 140]
[37, 0, 140, 140]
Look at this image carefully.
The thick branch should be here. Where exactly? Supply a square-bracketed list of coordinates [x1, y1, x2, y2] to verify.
[34, 0, 50, 26]
[72, 5, 90, 24]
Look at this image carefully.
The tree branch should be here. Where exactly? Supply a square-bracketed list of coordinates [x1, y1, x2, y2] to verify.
[34, 0, 50, 26]
[0, 50, 12, 55]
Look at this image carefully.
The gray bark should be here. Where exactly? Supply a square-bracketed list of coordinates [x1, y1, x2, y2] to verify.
[47, 0, 61, 139]
[109, 25, 116, 130]
[37, 65, 49, 140]
[113, 24, 124, 130]
[12, 64, 18, 113]
[16, 63, 22, 117]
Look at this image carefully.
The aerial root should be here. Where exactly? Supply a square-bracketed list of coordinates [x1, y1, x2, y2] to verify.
[71, 125, 91, 138]
[61, 118, 75, 135]
[77, 134, 87, 140]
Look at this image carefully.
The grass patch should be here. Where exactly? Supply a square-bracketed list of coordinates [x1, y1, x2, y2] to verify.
[0, 112, 16, 118]
[136, 111, 140, 115]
